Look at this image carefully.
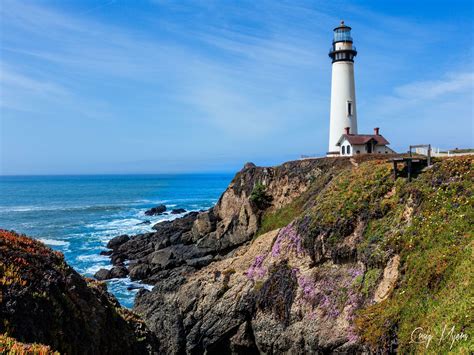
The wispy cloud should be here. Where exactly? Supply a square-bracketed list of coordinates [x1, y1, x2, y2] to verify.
[361, 69, 473, 151]
[1, 0, 328, 134]
[0, 66, 68, 98]
[394, 72, 474, 100]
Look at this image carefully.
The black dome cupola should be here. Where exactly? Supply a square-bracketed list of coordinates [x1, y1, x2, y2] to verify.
[329, 20, 357, 63]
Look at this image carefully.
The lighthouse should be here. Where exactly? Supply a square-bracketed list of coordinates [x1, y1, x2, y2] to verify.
[327, 21, 358, 156]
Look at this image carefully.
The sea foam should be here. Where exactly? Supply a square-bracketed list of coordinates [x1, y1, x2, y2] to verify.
[38, 238, 70, 247]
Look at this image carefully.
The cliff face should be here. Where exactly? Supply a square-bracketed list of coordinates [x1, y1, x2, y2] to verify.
[109, 158, 352, 284]
[0, 230, 158, 354]
[119, 156, 472, 354]
[192, 158, 352, 253]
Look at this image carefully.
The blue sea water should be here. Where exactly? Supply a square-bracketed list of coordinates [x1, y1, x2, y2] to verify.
[0, 174, 233, 308]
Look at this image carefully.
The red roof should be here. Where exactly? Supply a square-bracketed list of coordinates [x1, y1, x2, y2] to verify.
[337, 134, 390, 146]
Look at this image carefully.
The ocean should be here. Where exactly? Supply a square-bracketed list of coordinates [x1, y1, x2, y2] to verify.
[0, 174, 233, 308]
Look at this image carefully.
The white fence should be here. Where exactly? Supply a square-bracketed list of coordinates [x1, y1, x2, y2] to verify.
[413, 147, 474, 157]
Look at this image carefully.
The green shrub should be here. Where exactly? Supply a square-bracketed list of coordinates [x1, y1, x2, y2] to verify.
[249, 182, 273, 210]
[361, 268, 382, 297]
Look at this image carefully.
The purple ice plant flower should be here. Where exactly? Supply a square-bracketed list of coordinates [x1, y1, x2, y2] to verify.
[291, 267, 300, 275]
[245, 254, 267, 280]
[347, 330, 359, 343]
[297, 274, 316, 300]
[271, 236, 282, 257]
[271, 223, 305, 258]
[349, 268, 363, 278]
[293, 265, 365, 321]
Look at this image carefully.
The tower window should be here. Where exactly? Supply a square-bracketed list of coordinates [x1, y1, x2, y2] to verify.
[347, 145, 351, 155]
[342, 146, 345, 155]
[347, 101, 353, 116]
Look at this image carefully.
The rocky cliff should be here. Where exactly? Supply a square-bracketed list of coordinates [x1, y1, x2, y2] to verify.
[2, 155, 471, 354]
[0, 230, 158, 354]
[104, 155, 472, 353]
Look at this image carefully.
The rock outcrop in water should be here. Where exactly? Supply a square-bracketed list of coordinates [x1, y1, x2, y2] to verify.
[145, 204, 167, 216]
[106, 156, 473, 354]
[0, 230, 158, 354]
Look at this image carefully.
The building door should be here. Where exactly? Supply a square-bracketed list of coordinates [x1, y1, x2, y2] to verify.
[366, 142, 372, 153]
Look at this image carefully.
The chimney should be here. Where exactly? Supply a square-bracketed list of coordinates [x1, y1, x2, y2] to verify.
[374, 127, 380, 135]
[345, 127, 350, 135]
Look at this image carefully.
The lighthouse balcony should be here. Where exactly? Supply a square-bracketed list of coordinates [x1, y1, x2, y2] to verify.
[328, 47, 357, 62]
[329, 46, 357, 54]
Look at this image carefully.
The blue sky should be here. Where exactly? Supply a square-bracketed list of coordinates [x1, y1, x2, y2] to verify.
[1, 0, 473, 175]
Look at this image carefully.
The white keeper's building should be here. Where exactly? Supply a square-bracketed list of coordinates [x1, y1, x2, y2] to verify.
[337, 127, 393, 156]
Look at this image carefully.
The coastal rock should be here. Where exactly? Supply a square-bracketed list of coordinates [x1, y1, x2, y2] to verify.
[155, 235, 171, 250]
[229, 321, 259, 354]
[94, 268, 112, 280]
[137, 220, 152, 225]
[191, 210, 217, 242]
[106, 213, 201, 279]
[129, 263, 151, 281]
[145, 205, 167, 216]
[107, 234, 130, 249]
[110, 265, 129, 278]
[185, 254, 214, 268]
[374, 254, 400, 303]
[171, 208, 186, 214]
[133, 223, 374, 354]
[150, 248, 175, 269]
[152, 211, 199, 231]
[111, 253, 126, 266]
[135, 290, 187, 354]
[93, 266, 128, 281]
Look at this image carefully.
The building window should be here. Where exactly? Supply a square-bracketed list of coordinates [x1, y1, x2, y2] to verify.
[342, 146, 345, 155]
[347, 145, 351, 155]
[347, 101, 352, 116]
[356, 150, 360, 154]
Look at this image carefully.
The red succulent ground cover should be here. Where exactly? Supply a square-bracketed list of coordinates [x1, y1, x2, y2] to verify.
[0, 230, 66, 289]
[0, 230, 157, 354]
[0, 333, 59, 355]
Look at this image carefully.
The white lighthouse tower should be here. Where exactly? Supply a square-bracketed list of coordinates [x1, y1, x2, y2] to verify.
[327, 21, 358, 156]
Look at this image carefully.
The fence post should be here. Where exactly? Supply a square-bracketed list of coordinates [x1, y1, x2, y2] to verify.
[407, 159, 412, 182]
[427, 144, 431, 166]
